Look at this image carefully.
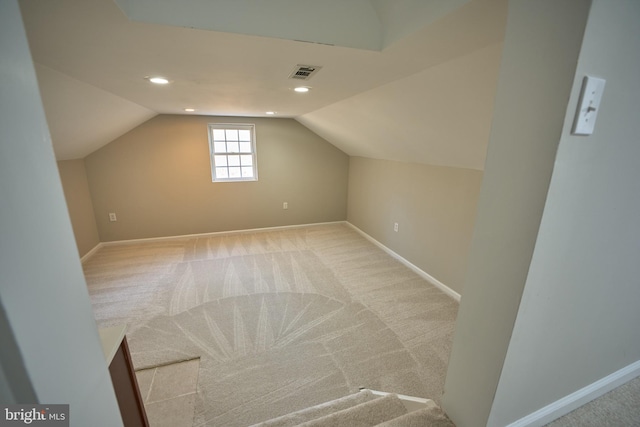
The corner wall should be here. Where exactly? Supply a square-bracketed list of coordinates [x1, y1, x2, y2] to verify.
[0, 1, 122, 423]
[442, 0, 592, 425]
[85, 115, 349, 242]
[488, 0, 640, 424]
[347, 157, 482, 294]
[57, 159, 100, 257]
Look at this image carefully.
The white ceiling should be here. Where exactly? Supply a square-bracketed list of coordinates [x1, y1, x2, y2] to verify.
[19, 0, 507, 167]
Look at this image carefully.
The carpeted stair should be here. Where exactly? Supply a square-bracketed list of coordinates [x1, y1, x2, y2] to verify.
[251, 390, 455, 427]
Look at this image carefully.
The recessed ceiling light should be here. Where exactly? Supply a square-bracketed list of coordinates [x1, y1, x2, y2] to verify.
[148, 76, 169, 85]
[266, 111, 276, 115]
[184, 108, 196, 112]
[294, 86, 310, 93]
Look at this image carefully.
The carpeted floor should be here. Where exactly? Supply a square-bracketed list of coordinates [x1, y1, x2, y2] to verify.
[545, 375, 640, 427]
[83, 223, 459, 426]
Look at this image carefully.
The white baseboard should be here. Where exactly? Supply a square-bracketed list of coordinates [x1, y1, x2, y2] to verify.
[345, 222, 461, 302]
[100, 221, 347, 247]
[506, 359, 640, 427]
[80, 242, 103, 264]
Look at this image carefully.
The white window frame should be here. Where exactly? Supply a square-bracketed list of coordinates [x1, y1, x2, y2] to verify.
[207, 123, 258, 182]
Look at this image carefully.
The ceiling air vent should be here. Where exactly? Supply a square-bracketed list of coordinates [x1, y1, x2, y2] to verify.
[288, 64, 322, 81]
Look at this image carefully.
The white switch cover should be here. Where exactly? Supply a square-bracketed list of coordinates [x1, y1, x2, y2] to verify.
[572, 76, 606, 135]
[109, 212, 117, 222]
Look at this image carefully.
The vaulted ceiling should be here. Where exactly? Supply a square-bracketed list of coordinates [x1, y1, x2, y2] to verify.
[19, 0, 506, 169]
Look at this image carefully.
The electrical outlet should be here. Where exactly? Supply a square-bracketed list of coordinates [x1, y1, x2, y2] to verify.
[109, 212, 117, 222]
[283, 202, 288, 210]
[394, 222, 399, 232]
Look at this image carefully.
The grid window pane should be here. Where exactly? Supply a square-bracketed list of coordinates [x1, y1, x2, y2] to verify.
[209, 124, 256, 182]
[239, 141, 252, 153]
[214, 155, 227, 166]
[214, 141, 227, 153]
[216, 167, 229, 179]
[238, 129, 251, 141]
[227, 140, 239, 152]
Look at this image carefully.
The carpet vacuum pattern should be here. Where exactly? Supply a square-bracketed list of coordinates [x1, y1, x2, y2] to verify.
[84, 223, 459, 426]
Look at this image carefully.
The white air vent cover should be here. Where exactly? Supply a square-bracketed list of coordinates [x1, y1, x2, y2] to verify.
[288, 64, 322, 80]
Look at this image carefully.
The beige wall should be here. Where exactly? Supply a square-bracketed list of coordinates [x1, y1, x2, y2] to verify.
[488, 0, 640, 425]
[0, 0, 123, 421]
[85, 115, 349, 241]
[57, 159, 100, 257]
[347, 157, 482, 294]
[442, 1, 592, 425]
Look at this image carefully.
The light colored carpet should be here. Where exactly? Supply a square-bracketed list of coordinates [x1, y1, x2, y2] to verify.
[378, 403, 454, 427]
[251, 390, 455, 427]
[294, 393, 408, 427]
[84, 223, 458, 426]
[253, 390, 380, 427]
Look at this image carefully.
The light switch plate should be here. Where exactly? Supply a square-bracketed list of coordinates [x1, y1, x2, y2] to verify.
[572, 76, 606, 135]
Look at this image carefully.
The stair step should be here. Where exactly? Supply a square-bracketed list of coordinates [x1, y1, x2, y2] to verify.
[364, 388, 434, 413]
[251, 389, 454, 427]
[251, 390, 379, 427]
[377, 402, 455, 427]
[297, 393, 407, 427]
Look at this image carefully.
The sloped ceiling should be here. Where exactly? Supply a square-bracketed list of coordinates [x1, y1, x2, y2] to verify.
[298, 43, 503, 171]
[35, 64, 155, 160]
[19, 0, 507, 167]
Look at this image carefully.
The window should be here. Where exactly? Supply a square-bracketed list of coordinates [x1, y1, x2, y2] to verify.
[207, 124, 257, 182]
